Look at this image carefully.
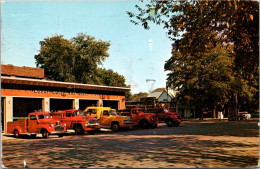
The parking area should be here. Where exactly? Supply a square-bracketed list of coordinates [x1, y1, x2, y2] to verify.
[2, 119, 259, 168]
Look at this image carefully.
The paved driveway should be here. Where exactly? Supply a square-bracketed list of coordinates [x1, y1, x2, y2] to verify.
[2, 119, 259, 168]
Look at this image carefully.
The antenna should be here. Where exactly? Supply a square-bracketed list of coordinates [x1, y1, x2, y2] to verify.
[146, 79, 155, 93]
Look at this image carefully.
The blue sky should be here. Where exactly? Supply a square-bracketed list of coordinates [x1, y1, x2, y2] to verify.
[1, 1, 172, 94]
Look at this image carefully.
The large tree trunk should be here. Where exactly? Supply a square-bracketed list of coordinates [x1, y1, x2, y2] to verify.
[213, 105, 217, 119]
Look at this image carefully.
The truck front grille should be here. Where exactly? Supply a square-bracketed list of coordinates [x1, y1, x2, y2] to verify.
[55, 126, 64, 131]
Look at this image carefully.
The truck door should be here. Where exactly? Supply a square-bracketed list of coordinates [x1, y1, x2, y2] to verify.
[131, 110, 139, 125]
[64, 111, 73, 128]
[28, 114, 38, 133]
[156, 108, 165, 121]
[100, 110, 110, 128]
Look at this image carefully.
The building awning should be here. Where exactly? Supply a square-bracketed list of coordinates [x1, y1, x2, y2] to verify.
[1, 76, 130, 92]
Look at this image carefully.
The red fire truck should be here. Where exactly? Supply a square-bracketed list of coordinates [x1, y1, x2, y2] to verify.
[7, 112, 66, 138]
[128, 107, 159, 129]
[50, 109, 100, 135]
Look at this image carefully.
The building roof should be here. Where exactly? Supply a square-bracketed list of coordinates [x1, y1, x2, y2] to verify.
[1, 64, 45, 79]
[147, 91, 162, 99]
[1, 76, 130, 92]
[147, 89, 176, 99]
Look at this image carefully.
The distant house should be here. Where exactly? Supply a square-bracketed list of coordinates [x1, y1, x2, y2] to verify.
[148, 88, 196, 118]
[147, 89, 177, 102]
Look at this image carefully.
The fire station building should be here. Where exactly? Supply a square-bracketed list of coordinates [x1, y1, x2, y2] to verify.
[1, 65, 130, 133]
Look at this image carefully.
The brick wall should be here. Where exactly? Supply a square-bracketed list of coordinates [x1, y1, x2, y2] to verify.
[1, 64, 45, 79]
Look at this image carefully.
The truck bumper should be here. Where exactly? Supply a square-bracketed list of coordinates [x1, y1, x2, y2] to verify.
[84, 125, 100, 131]
[49, 125, 67, 134]
[49, 131, 66, 135]
[121, 123, 133, 128]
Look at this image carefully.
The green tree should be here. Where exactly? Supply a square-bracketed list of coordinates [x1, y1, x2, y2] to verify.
[129, 92, 149, 101]
[97, 68, 127, 87]
[35, 33, 131, 99]
[97, 68, 132, 101]
[128, 1, 259, 116]
[35, 33, 110, 84]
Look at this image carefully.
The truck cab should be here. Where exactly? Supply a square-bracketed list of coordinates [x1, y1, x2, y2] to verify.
[7, 112, 66, 138]
[156, 108, 182, 127]
[50, 109, 100, 135]
[84, 107, 133, 132]
[130, 108, 159, 129]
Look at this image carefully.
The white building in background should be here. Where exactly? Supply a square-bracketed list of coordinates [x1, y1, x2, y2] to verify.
[147, 89, 177, 102]
[147, 88, 196, 118]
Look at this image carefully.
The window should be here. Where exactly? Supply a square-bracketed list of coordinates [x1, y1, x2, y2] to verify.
[30, 115, 37, 120]
[86, 109, 97, 115]
[132, 110, 137, 114]
[158, 108, 164, 113]
[109, 110, 118, 115]
[66, 112, 72, 117]
[103, 110, 109, 116]
[73, 111, 84, 116]
[38, 114, 50, 119]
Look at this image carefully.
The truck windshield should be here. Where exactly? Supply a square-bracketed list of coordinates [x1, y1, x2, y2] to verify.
[85, 109, 97, 115]
[38, 114, 50, 119]
[109, 110, 118, 115]
[74, 110, 84, 116]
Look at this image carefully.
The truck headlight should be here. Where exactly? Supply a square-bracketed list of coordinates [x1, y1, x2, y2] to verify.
[50, 123, 54, 128]
[85, 121, 89, 126]
[64, 123, 66, 127]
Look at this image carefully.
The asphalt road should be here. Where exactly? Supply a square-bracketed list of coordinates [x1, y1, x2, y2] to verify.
[2, 119, 259, 168]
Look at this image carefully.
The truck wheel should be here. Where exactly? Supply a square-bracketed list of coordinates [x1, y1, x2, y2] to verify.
[112, 123, 120, 132]
[151, 123, 158, 129]
[123, 127, 129, 131]
[14, 130, 20, 138]
[174, 121, 180, 127]
[31, 134, 37, 138]
[75, 125, 84, 135]
[42, 129, 49, 138]
[140, 120, 149, 129]
[166, 119, 174, 127]
[88, 131, 95, 135]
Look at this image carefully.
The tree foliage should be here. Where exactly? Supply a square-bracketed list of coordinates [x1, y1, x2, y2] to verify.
[35, 33, 129, 89]
[129, 92, 149, 101]
[97, 68, 128, 87]
[128, 0, 259, 114]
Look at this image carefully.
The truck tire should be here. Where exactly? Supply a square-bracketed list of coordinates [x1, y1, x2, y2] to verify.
[88, 131, 95, 135]
[166, 119, 174, 127]
[41, 129, 49, 138]
[75, 124, 84, 135]
[31, 134, 37, 138]
[140, 120, 149, 129]
[112, 123, 120, 132]
[174, 121, 180, 127]
[14, 130, 20, 138]
[123, 127, 129, 131]
[151, 123, 158, 129]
